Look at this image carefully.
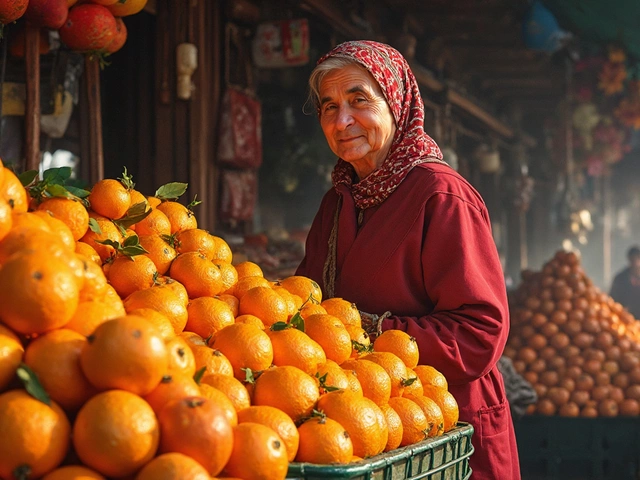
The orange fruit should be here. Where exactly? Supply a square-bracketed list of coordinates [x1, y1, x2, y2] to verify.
[198, 384, 239, 427]
[253, 366, 320, 422]
[413, 365, 448, 390]
[238, 286, 288, 327]
[218, 262, 239, 293]
[316, 359, 350, 393]
[267, 326, 326, 375]
[42, 465, 106, 480]
[75, 241, 101, 264]
[11, 211, 51, 231]
[272, 286, 299, 318]
[32, 210, 75, 250]
[422, 385, 459, 432]
[79, 215, 123, 262]
[175, 228, 216, 260]
[210, 323, 273, 380]
[317, 389, 386, 458]
[341, 368, 364, 396]
[186, 296, 235, 338]
[80, 315, 168, 395]
[147, 195, 161, 208]
[0, 324, 23, 392]
[341, 359, 392, 406]
[210, 235, 233, 264]
[123, 285, 188, 334]
[279, 275, 323, 303]
[100, 284, 126, 315]
[0, 227, 70, 264]
[363, 352, 409, 397]
[136, 452, 210, 480]
[1, 167, 28, 212]
[170, 252, 224, 298]
[404, 394, 445, 437]
[166, 335, 197, 376]
[0, 390, 70, 480]
[296, 416, 353, 464]
[37, 197, 89, 241]
[321, 297, 362, 327]
[0, 200, 12, 242]
[233, 276, 272, 300]
[374, 330, 420, 369]
[0, 251, 80, 335]
[73, 390, 159, 477]
[143, 373, 202, 415]
[24, 329, 97, 411]
[235, 314, 265, 329]
[380, 403, 403, 452]
[128, 188, 148, 207]
[237, 405, 300, 462]
[106, 254, 157, 299]
[179, 330, 207, 349]
[139, 233, 177, 275]
[304, 313, 352, 365]
[65, 300, 122, 337]
[217, 293, 239, 316]
[402, 370, 424, 398]
[299, 302, 328, 319]
[387, 396, 429, 446]
[345, 325, 371, 358]
[156, 201, 197, 233]
[200, 373, 251, 412]
[134, 207, 172, 236]
[107, 0, 146, 16]
[235, 261, 264, 279]
[78, 255, 109, 301]
[154, 276, 189, 306]
[223, 422, 289, 480]
[126, 307, 175, 340]
[191, 346, 234, 377]
[88, 178, 131, 219]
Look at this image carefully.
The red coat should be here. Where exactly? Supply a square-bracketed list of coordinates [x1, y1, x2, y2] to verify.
[297, 163, 520, 480]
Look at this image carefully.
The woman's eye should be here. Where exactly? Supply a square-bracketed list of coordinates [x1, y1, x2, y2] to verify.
[353, 97, 366, 104]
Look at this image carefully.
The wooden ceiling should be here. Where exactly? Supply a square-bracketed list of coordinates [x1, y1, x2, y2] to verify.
[299, 0, 568, 133]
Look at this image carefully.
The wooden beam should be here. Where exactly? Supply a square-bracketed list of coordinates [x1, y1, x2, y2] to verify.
[24, 25, 40, 171]
[84, 55, 104, 184]
[299, 0, 377, 40]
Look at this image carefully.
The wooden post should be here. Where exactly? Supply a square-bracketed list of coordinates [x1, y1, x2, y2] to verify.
[84, 55, 104, 184]
[24, 24, 40, 171]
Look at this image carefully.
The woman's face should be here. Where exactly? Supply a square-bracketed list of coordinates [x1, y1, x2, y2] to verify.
[318, 64, 396, 179]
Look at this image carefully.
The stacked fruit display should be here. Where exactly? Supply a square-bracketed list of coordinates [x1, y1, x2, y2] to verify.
[505, 250, 640, 418]
[1, 0, 147, 56]
[0, 163, 460, 480]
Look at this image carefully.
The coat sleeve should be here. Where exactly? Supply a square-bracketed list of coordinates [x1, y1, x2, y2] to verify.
[381, 192, 510, 386]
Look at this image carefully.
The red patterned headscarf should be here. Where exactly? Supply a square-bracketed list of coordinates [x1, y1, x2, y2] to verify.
[317, 40, 446, 210]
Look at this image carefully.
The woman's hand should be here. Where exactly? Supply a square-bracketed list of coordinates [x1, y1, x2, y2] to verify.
[360, 310, 392, 340]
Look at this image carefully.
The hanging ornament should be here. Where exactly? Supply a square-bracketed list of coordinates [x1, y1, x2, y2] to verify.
[572, 102, 600, 150]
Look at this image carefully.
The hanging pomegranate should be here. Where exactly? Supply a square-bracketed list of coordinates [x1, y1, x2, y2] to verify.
[59, 3, 117, 52]
[24, 0, 69, 30]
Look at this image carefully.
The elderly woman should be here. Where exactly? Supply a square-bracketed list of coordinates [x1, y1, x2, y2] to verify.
[296, 41, 520, 479]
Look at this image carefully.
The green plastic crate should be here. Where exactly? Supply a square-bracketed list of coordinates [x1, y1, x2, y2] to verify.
[286, 422, 474, 480]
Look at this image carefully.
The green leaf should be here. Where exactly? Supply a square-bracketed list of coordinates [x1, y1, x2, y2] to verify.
[155, 182, 188, 200]
[121, 245, 149, 257]
[64, 185, 91, 198]
[16, 363, 51, 406]
[270, 321, 291, 331]
[118, 166, 135, 190]
[187, 194, 202, 210]
[193, 366, 206, 385]
[113, 203, 152, 230]
[95, 238, 122, 249]
[113, 221, 128, 237]
[352, 340, 373, 354]
[45, 184, 72, 199]
[160, 234, 176, 248]
[43, 167, 72, 185]
[242, 367, 257, 384]
[290, 312, 305, 332]
[123, 234, 140, 248]
[311, 408, 326, 419]
[88, 218, 102, 234]
[18, 170, 39, 187]
[401, 376, 418, 387]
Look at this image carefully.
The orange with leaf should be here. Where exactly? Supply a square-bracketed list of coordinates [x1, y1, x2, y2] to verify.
[156, 199, 199, 233]
[103, 235, 157, 299]
[267, 323, 326, 375]
[0, 324, 23, 392]
[138, 233, 177, 275]
[209, 323, 274, 380]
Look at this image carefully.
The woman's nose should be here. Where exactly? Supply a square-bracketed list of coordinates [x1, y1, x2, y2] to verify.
[334, 106, 354, 130]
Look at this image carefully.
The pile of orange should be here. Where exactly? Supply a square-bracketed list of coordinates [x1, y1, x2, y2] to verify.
[0, 165, 459, 479]
[506, 250, 640, 417]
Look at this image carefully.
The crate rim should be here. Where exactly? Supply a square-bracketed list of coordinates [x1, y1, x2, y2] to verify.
[287, 422, 474, 477]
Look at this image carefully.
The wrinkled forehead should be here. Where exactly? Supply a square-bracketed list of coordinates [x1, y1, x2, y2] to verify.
[320, 42, 407, 121]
